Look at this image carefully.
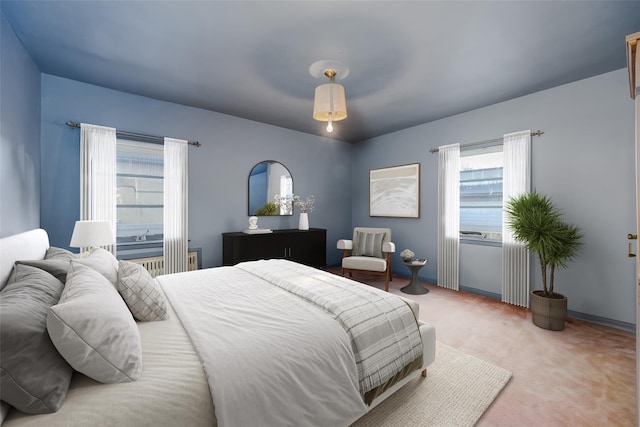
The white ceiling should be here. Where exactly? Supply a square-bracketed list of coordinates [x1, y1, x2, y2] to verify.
[2, 1, 639, 143]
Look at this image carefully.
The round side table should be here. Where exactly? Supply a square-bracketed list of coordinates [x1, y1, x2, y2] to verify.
[401, 260, 429, 295]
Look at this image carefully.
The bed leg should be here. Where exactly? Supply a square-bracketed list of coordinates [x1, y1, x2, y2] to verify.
[421, 369, 427, 378]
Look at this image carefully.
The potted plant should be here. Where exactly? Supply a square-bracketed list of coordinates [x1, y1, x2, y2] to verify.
[505, 191, 583, 331]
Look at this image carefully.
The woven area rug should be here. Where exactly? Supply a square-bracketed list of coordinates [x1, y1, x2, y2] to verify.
[351, 342, 512, 427]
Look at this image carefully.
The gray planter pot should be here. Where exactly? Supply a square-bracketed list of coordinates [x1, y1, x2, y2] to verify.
[530, 290, 567, 331]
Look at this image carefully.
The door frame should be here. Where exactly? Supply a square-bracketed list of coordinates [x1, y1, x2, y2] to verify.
[626, 31, 640, 426]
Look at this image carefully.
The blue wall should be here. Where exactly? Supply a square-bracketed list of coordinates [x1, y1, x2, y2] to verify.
[3, 9, 636, 327]
[39, 75, 353, 269]
[0, 12, 41, 237]
[351, 69, 636, 326]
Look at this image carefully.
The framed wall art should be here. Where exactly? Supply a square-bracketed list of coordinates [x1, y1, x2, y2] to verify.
[369, 163, 420, 218]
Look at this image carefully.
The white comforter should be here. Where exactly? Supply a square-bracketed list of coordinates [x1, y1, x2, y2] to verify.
[158, 266, 368, 427]
[236, 259, 423, 396]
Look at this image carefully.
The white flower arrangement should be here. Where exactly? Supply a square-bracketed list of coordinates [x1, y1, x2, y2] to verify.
[274, 194, 315, 214]
[292, 194, 315, 213]
[400, 249, 414, 260]
[274, 194, 292, 214]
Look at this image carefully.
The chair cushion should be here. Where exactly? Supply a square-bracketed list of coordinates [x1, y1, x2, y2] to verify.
[353, 231, 386, 258]
[342, 256, 387, 272]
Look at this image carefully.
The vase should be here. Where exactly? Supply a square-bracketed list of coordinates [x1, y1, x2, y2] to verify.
[298, 212, 309, 230]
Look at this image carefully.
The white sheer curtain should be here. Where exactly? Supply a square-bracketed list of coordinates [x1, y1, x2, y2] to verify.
[163, 137, 189, 274]
[437, 143, 460, 290]
[502, 130, 531, 307]
[80, 123, 117, 255]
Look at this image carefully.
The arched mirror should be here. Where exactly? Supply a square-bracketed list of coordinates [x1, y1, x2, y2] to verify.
[248, 161, 293, 215]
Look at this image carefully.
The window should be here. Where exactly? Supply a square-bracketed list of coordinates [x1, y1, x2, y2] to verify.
[459, 145, 503, 241]
[116, 139, 163, 244]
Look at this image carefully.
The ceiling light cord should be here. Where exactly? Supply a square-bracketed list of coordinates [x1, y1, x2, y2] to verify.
[326, 71, 335, 133]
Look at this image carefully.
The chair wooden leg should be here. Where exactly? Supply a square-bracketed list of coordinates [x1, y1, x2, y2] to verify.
[384, 273, 389, 292]
[421, 369, 427, 378]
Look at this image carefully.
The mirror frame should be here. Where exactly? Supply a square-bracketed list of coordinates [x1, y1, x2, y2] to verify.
[248, 160, 293, 216]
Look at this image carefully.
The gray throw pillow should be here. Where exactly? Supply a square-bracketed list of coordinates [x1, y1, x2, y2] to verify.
[45, 247, 77, 260]
[0, 264, 72, 414]
[354, 232, 386, 258]
[73, 247, 119, 286]
[47, 262, 143, 383]
[118, 260, 169, 322]
[16, 258, 72, 283]
[1, 401, 10, 423]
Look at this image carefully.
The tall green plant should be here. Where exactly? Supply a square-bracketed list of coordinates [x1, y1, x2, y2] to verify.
[505, 191, 583, 297]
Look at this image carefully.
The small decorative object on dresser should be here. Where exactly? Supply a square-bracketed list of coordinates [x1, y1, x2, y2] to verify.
[276, 194, 316, 230]
[248, 216, 258, 230]
[292, 194, 315, 231]
[298, 213, 309, 230]
[243, 215, 273, 234]
[274, 193, 314, 230]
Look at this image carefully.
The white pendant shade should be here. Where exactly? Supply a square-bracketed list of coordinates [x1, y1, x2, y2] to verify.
[313, 83, 347, 121]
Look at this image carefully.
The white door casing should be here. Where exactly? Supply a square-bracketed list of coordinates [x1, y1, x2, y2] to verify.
[626, 31, 640, 427]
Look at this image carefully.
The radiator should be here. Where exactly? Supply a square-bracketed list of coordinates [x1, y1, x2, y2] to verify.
[129, 252, 198, 278]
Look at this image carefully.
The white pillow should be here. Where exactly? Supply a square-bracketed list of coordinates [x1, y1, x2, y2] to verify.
[47, 262, 142, 383]
[73, 247, 119, 286]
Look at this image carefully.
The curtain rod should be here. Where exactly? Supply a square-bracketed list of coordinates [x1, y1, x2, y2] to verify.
[428, 130, 544, 153]
[65, 121, 201, 147]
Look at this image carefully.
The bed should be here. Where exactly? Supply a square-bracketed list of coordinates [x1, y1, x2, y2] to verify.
[0, 228, 436, 427]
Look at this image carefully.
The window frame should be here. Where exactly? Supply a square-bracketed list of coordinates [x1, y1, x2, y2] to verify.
[459, 144, 503, 246]
[115, 138, 164, 246]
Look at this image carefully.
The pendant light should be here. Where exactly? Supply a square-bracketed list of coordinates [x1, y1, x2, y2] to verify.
[312, 69, 347, 133]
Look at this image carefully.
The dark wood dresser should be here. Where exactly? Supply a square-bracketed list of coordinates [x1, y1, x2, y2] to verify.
[222, 228, 326, 268]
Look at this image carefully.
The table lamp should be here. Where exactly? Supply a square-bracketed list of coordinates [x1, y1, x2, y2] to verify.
[69, 220, 115, 253]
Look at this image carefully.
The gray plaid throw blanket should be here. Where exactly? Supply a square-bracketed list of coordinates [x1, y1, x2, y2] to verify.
[236, 259, 423, 396]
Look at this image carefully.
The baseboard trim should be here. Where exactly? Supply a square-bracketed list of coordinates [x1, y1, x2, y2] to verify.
[459, 285, 502, 301]
[566, 310, 635, 333]
[339, 266, 636, 333]
[460, 286, 636, 333]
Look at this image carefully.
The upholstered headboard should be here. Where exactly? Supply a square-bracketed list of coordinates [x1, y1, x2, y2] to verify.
[0, 228, 49, 288]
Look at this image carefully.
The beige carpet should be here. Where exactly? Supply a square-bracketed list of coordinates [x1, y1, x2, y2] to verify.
[352, 342, 512, 427]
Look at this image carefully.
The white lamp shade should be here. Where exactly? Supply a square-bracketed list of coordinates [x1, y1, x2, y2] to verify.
[313, 83, 347, 121]
[69, 221, 115, 248]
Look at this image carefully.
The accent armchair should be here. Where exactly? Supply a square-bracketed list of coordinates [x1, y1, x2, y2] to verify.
[337, 227, 395, 292]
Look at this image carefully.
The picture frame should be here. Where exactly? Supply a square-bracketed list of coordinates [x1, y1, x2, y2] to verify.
[369, 163, 420, 218]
